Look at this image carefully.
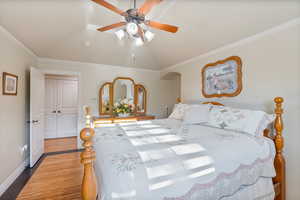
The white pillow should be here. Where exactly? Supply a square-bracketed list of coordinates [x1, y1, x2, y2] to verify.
[208, 106, 275, 136]
[169, 103, 189, 120]
[183, 104, 211, 125]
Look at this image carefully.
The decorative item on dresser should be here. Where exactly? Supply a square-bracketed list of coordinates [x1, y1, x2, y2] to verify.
[2, 72, 18, 95]
[202, 56, 242, 98]
[79, 97, 285, 200]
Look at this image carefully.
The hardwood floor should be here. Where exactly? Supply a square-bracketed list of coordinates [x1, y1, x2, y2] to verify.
[17, 152, 82, 200]
[44, 137, 77, 153]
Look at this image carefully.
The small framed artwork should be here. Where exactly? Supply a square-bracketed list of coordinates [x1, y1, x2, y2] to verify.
[2, 72, 18, 96]
[202, 56, 242, 98]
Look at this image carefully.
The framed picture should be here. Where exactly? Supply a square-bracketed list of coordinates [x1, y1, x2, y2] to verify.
[2, 72, 18, 96]
[202, 56, 242, 98]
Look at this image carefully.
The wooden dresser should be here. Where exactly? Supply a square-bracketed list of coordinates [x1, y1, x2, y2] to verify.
[94, 115, 155, 125]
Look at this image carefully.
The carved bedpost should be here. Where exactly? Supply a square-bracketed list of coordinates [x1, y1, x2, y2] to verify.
[273, 97, 285, 200]
[80, 106, 98, 200]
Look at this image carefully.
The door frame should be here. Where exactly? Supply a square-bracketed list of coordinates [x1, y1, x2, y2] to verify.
[41, 69, 82, 150]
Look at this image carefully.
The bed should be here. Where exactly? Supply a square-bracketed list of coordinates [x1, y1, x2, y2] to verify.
[79, 97, 285, 200]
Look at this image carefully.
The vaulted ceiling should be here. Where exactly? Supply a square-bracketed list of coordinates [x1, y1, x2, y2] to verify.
[0, 0, 299, 70]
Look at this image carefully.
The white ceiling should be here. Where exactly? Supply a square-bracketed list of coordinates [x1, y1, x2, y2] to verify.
[0, 0, 299, 70]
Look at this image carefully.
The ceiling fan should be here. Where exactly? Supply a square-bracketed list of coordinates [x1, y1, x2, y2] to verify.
[91, 0, 179, 45]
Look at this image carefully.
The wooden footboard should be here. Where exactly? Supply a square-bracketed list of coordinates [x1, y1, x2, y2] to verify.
[79, 97, 286, 200]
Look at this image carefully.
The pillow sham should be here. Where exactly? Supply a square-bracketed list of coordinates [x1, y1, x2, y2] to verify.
[208, 106, 275, 136]
[168, 103, 189, 120]
[183, 104, 211, 125]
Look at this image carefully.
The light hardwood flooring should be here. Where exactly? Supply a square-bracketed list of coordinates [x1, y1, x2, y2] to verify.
[44, 137, 77, 153]
[17, 152, 82, 200]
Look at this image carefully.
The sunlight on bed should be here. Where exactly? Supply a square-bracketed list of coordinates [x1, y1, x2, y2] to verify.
[149, 180, 175, 191]
[125, 128, 170, 137]
[147, 162, 215, 191]
[138, 148, 174, 162]
[140, 124, 161, 128]
[137, 139, 216, 191]
[95, 123, 116, 127]
[129, 135, 181, 146]
[138, 143, 206, 163]
[147, 128, 170, 134]
[149, 163, 182, 179]
[137, 121, 152, 125]
[111, 190, 136, 199]
[188, 167, 215, 179]
[129, 136, 158, 146]
[100, 120, 217, 193]
[183, 156, 213, 170]
[171, 144, 205, 155]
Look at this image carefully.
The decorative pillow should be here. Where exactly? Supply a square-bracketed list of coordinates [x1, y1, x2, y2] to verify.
[183, 104, 211, 125]
[169, 103, 189, 120]
[208, 106, 275, 136]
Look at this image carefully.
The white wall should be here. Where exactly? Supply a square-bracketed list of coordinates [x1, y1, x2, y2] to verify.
[162, 20, 300, 200]
[38, 58, 176, 119]
[0, 26, 37, 194]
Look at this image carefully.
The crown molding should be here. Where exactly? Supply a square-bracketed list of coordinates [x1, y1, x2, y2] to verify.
[0, 25, 37, 58]
[38, 57, 160, 73]
[163, 17, 300, 72]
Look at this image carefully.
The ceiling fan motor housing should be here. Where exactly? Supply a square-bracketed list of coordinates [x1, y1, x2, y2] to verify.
[125, 9, 145, 24]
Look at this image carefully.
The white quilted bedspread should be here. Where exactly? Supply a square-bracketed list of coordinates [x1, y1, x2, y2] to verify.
[93, 119, 276, 200]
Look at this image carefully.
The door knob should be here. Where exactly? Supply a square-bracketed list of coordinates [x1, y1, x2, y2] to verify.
[57, 110, 61, 113]
[32, 120, 39, 123]
[52, 111, 56, 113]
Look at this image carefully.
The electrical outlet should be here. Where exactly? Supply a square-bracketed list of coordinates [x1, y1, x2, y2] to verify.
[20, 144, 28, 154]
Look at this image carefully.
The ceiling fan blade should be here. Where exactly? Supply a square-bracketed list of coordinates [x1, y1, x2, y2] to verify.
[139, 0, 163, 15]
[92, 0, 125, 16]
[97, 22, 126, 32]
[147, 21, 178, 33]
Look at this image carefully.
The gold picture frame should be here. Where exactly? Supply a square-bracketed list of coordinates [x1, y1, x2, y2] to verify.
[202, 56, 242, 98]
[2, 72, 18, 96]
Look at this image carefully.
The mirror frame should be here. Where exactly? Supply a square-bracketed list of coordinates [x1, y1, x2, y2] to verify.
[99, 82, 113, 115]
[134, 84, 147, 115]
[99, 77, 147, 116]
[112, 77, 136, 113]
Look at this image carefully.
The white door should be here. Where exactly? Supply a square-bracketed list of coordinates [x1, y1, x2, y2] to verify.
[56, 80, 78, 138]
[45, 78, 57, 138]
[30, 67, 45, 167]
[44, 78, 78, 139]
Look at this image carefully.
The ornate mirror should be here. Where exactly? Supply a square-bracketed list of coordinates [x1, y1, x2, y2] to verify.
[99, 77, 147, 117]
[135, 84, 146, 114]
[113, 77, 135, 105]
[99, 82, 112, 115]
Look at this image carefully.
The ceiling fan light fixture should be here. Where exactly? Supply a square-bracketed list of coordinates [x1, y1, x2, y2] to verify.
[115, 29, 125, 40]
[144, 30, 155, 42]
[135, 37, 144, 46]
[126, 22, 138, 35]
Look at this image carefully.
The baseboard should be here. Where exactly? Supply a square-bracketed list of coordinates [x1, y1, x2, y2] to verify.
[0, 158, 29, 197]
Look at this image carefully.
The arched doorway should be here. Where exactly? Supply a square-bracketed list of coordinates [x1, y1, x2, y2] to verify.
[161, 72, 181, 116]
